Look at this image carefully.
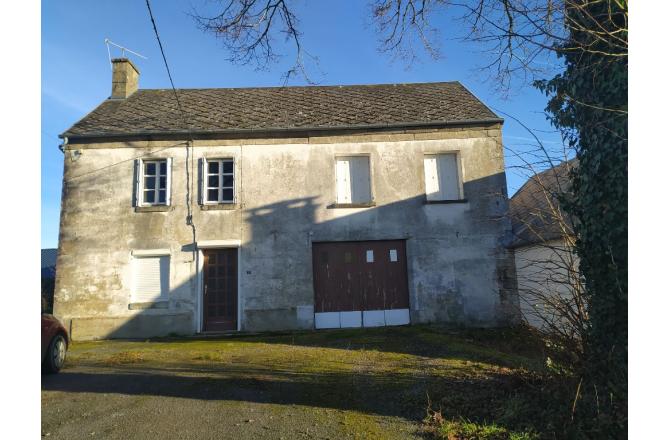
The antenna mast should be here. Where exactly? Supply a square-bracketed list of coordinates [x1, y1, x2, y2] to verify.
[104, 38, 148, 70]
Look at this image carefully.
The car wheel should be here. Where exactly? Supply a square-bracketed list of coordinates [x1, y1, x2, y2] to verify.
[43, 334, 67, 374]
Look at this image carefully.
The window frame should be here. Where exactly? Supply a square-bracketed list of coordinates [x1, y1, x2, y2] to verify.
[137, 158, 172, 207]
[423, 151, 465, 202]
[334, 154, 373, 206]
[202, 157, 235, 205]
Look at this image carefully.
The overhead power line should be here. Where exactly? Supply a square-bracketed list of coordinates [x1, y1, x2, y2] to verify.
[145, 0, 197, 245]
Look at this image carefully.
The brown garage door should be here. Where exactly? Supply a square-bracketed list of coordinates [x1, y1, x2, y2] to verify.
[312, 240, 410, 327]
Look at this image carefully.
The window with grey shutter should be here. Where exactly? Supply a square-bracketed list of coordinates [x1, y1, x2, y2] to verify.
[203, 158, 235, 204]
[138, 158, 172, 206]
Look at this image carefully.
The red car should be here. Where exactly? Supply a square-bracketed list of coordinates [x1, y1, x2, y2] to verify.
[41, 314, 69, 373]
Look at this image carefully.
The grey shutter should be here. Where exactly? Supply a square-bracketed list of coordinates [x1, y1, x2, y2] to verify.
[197, 158, 204, 205]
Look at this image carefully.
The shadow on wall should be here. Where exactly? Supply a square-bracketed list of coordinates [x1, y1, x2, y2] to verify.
[67, 171, 517, 340]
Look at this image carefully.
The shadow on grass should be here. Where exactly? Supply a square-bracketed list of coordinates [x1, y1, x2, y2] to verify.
[50, 325, 568, 437]
[42, 362, 541, 423]
[136, 324, 548, 371]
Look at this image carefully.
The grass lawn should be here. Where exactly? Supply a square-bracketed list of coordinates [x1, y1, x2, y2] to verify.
[42, 325, 568, 440]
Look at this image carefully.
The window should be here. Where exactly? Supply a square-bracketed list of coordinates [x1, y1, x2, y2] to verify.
[424, 153, 463, 201]
[335, 156, 371, 204]
[131, 255, 169, 303]
[138, 159, 171, 206]
[203, 158, 234, 204]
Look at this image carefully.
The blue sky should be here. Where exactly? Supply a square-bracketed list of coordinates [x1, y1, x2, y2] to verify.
[42, 0, 564, 249]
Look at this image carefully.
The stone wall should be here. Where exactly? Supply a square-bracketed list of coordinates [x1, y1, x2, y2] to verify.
[54, 124, 519, 339]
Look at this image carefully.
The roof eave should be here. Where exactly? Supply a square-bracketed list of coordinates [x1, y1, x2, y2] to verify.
[59, 117, 504, 142]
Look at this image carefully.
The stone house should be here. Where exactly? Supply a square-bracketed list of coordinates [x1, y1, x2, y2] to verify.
[54, 58, 518, 340]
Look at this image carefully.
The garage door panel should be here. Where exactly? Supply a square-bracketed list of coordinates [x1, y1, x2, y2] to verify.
[363, 310, 386, 327]
[313, 240, 410, 328]
[340, 311, 362, 328]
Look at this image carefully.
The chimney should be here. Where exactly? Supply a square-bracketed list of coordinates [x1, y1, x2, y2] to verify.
[111, 58, 140, 99]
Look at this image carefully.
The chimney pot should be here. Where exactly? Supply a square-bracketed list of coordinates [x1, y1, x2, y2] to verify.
[111, 58, 140, 99]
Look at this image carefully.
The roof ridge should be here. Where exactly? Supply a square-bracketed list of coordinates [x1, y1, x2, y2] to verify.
[136, 81, 462, 93]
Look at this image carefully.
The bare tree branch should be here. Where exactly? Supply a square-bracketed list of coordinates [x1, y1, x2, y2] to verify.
[191, 1, 627, 93]
[190, 0, 320, 83]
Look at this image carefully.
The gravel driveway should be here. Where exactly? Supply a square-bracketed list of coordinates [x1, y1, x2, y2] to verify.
[41, 326, 542, 439]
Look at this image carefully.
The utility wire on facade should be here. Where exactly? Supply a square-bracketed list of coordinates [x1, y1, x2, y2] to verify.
[145, 0, 197, 249]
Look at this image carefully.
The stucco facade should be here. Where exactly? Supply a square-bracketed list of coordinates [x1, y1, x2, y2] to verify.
[54, 124, 518, 339]
[513, 239, 579, 330]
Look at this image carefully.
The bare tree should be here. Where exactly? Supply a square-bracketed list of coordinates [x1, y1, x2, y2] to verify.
[507, 149, 586, 360]
[191, 0, 627, 92]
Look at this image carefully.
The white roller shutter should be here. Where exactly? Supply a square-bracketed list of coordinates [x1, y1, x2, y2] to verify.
[131, 256, 169, 303]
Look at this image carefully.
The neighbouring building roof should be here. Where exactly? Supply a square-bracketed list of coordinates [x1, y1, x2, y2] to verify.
[61, 82, 501, 140]
[41, 248, 58, 278]
[509, 160, 577, 248]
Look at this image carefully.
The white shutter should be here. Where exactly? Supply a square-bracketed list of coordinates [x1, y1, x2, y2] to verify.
[166, 158, 173, 206]
[349, 156, 371, 203]
[135, 158, 144, 206]
[336, 158, 352, 203]
[424, 156, 440, 200]
[131, 256, 169, 303]
[438, 154, 460, 200]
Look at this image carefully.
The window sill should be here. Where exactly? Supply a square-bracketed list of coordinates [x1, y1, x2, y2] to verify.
[135, 205, 171, 212]
[424, 199, 468, 205]
[199, 203, 238, 211]
[129, 301, 169, 310]
[327, 202, 376, 209]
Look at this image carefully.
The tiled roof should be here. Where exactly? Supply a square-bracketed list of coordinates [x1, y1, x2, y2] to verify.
[61, 82, 500, 139]
[509, 160, 577, 248]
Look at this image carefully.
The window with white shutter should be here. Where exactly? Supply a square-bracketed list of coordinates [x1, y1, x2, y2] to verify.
[424, 153, 463, 201]
[335, 156, 371, 204]
[131, 255, 170, 303]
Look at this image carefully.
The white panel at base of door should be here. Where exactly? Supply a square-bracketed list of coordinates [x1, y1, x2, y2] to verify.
[363, 310, 386, 327]
[314, 312, 340, 329]
[340, 311, 362, 328]
[385, 309, 410, 326]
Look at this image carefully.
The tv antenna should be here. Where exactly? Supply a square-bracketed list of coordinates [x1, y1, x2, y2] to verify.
[105, 38, 148, 70]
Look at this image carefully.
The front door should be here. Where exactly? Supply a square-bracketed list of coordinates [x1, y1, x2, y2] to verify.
[202, 248, 238, 331]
